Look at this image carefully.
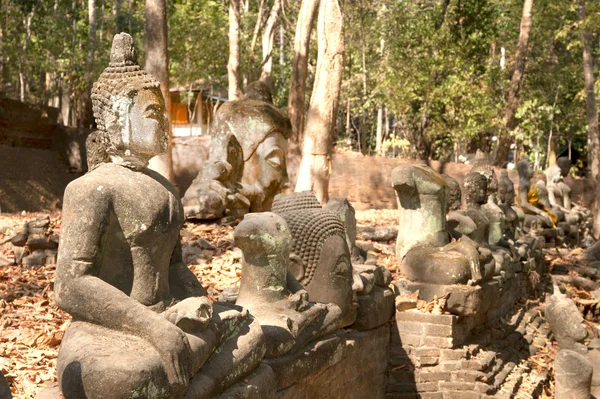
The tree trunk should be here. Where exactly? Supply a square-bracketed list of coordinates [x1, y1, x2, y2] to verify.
[359, 5, 368, 155]
[249, 0, 266, 81]
[228, 0, 242, 100]
[288, 0, 320, 144]
[578, 0, 600, 238]
[376, 105, 383, 156]
[114, 0, 124, 32]
[294, 0, 344, 205]
[260, 0, 282, 83]
[494, 0, 534, 167]
[145, 0, 174, 184]
[83, 0, 97, 128]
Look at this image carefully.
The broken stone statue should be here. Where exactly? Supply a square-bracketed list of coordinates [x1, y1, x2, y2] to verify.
[392, 164, 487, 286]
[182, 81, 292, 221]
[49, 33, 266, 399]
[234, 212, 342, 358]
[273, 191, 394, 330]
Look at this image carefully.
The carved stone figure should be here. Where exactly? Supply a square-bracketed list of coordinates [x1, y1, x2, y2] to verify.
[183, 81, 292, 220]
[54, 33, 264, 399]
[516, 158, 554, 228]
[497, 170, 521, 239]
[392, 164, 485, 285]
[554, 350, 593, 399]
[274, 195, 362, 327]
[234, 212, 342, 358]
[463, 171, 513, 276]
[545, 290, 588, 354]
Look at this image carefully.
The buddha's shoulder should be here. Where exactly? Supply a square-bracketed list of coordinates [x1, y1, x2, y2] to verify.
[66, 164, 132, 193]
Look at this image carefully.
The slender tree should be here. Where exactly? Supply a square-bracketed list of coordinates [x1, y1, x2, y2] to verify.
[260, 0, 282, 83]
[578, 0, 600, 237]
[295, 0, 344, 204]
[83, 0, 97, 128]
[494, 0, 534, 166]
[288, 0, 320, 144]
[145, 0, 174, 183]
[227, 0, 242, 100]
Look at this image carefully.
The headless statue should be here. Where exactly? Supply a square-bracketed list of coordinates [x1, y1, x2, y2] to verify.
[55, 33, 265, 399]
[235, 212, 342, 358]
[392, 164, 486, 286]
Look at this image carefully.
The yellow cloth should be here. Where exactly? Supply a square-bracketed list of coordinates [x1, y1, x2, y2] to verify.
[517, 185, 558, 227]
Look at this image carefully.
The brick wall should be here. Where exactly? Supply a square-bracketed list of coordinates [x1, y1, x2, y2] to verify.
[276, 325, 391, 399]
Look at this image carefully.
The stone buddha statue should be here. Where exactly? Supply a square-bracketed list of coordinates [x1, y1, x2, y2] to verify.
[470, 164, 517, 260]
[54, 33, 265, 399]
[234, 212, 342, 358]
[392, 164, 487, 286]
[516, 158, 555, 229]
[183, 81, 292, 220]
[273, 197, 363, 327]
[497, 170, 521, 240]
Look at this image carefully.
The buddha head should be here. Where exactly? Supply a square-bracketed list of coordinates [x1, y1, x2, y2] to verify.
[516, 158, 534, 181]
[497, 170, 516, 206]
[275, 193, 361, 327]
[471, 163, 498, 197]
[443, 174, 462, 211]
[211, 82, 292, 211]
[90, 33, 167, 166]
[546, 164, 562, 185]
[557, 157, 571, 178]
[464, 172, 488, 206]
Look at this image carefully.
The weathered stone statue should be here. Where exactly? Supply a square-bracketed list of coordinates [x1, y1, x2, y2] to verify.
[497, 170, 521, 240]
[234, 212, 342, 358]
[546, 290, 593, 399]
[392, 164, 485, 285]
[182, 81, 292, 220]
[274, 195, 363, 327]
[470, 163, 517, 256]
[463, 171, 516, 277]
[54, 33, 265, 399]
[545, 290, 588, 354]
[516, 158, 555, 228]
[554, 349, 593, 399]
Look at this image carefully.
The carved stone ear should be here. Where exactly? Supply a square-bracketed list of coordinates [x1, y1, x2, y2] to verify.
[289, 253, 305, 281]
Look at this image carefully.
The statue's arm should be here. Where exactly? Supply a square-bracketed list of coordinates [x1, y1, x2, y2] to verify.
[54, 182, 178, 342]
[169, 239, 207, 300]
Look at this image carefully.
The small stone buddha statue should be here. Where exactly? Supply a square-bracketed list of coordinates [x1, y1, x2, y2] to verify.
[497, 170, 521, 240]
[392, 164, 487, 286]
[516, 158, 556, 229]
[470, 164, 518, 260]
[54, 33, 265, 399]
[183, 81, 292, 220]
[234, 212, 342, 358]
[463, 171, 517, 276]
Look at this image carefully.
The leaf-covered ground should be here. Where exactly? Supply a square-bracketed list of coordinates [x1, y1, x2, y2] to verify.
[0, 209, 594, 398]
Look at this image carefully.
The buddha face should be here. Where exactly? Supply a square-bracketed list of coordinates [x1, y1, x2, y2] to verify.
[306, 234, 360, 327]
[108, 88, 168, 162]
[246, 132, 289, 209]
[464, 175, 487, 205]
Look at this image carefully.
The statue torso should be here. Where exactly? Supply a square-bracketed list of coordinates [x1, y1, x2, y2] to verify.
[87, 163, 184, 309]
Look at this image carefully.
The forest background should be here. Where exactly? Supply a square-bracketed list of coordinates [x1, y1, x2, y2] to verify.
[1, 0, 600, 172]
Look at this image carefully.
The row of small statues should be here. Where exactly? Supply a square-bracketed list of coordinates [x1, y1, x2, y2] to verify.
[47, 34, 393, 399]
[44, 33, 593, 398]
[394, 156, 592, 288]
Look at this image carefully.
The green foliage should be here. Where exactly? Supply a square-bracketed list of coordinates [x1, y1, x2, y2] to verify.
[0, 0, 597, 166]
